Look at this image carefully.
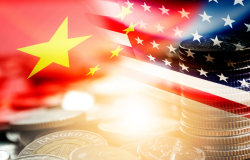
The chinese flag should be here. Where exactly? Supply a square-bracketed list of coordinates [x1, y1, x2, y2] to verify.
[0, 0, 114, 109]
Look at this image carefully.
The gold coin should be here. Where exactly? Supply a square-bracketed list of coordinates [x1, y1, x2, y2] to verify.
[18, 130, 107, 160]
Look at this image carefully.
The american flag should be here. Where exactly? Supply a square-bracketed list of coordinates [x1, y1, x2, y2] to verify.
[81, 0, 250, 116]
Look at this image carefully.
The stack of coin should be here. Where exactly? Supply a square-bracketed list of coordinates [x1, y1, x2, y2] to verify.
[179, 35, 250, 160]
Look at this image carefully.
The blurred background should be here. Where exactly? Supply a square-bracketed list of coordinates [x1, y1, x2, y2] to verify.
[0, 0, 250, 148]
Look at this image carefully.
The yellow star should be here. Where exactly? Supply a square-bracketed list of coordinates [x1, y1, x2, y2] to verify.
[86, 64, 100, 76]
[17, 17, 92, 79]
[110, 45, 123, 59]
[123, 22, 138, 34]
[117, 5, 133, 21]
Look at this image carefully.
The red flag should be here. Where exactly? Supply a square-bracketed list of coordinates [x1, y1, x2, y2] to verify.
[0, 0, 116, 109]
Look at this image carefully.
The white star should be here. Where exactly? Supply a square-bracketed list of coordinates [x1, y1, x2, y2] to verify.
[191, 30, 202, 43]
[210, 36, 223, 47]
[159, 5, 170, 15]
[163, 59, 172, 66]
[197, 68, 208, 77]
[125, 0, 134, 9]
[138, 20, 147, 29]
[135, 37, 143, 45]
[222, 15, 235, 28]
[150, 40, 159, 49]
[173, 27, 183, 38]
[147, 54, 155, 62]
[185, 49, 195, 58]
[233, 42, 245, 51]
[180, 63, 189, 72]
[238, 79, 250, 88]
[217, 73, 228, 82]
[245, 23, 250, 32]
[234, 0, 244, 6]
[199, 11, 212, 23]
[209, 0, 218, 3]
[178, 8, 190, 19]
[141, 2, 151, 12]
[155, 23, 164, 33]
[204, 54, 215, 63]
[167, 44, 177, 54]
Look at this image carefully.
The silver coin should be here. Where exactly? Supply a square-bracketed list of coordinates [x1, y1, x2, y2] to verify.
[18, 130, 108, 160]
[16, 154, 67, 160]
[0, 143, 22, 159]
[6, 132, 20, 143]
[138, 136, 205, 160]
[70, 146, 139, 160]
[11, 108, 85, 131]
[0, 150, 10, 160]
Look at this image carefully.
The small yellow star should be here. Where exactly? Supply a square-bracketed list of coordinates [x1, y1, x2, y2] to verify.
[117, 5, 133, 21]
[110, 45, 123, 59]
[123, 22, 138, 34]
[86, 64, 100, 76]
[17, 17, 91, 78]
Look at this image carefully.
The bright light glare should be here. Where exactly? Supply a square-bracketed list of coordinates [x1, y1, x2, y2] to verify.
[126, 107, 146, 125]
[62, 91, 94, 111]
[88, 75, 143, 95]
[113, 95, 155, 131]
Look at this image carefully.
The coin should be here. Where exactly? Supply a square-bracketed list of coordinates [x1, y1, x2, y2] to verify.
[18, 130, 108, 160]
[182, 109, 250, 122]
[11, 108, 85, 131]
[0, 150, 10, 160]
[138, 136, 205, 160]
[69, 146, 139, 160]
[179, 35, 250, 70]
[19, 125, 79, 147]
[180, 121, 250, 137]
[16, 154, 67, 160]
[0, 143, 22, 159]
[181, 116, 250, 130]
[181, 99, 250, 116]
[181, 128, 250, 145]
[98, 117, 180, 145]
[120, 143, 140, 158]
[205, 147, 250, 157]
[6, 132, 19, 143]
[201, 140, 250, 151]
[205, 152, 250, 160]
[0, 108, 45, 131]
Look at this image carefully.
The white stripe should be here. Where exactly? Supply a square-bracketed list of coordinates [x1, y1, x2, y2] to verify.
[80, 0, 121, 18]
[95, 27, 132, 47]
[120, 76, 182, 106]
[120, 76, 237, 116]
[119, 56, 250, 106]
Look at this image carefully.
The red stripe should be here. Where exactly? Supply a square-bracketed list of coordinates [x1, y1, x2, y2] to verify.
[85, 13, 126, 33]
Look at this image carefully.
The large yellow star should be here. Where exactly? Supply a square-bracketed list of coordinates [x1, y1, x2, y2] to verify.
[117, 5, 133, 21]
[86, 64, 100, 76]
[110, 45, 123, 59]
[17, 17, 92, 78]
[123, 22, 138, 34]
